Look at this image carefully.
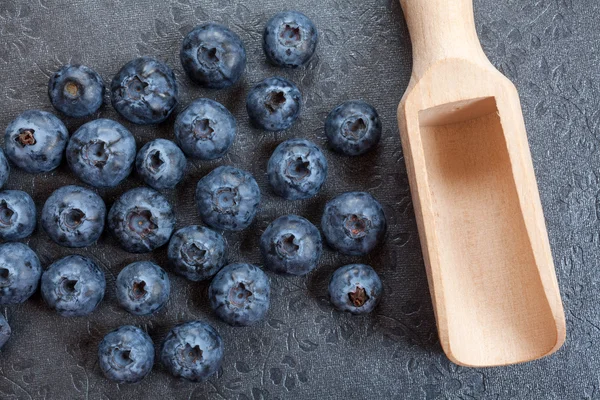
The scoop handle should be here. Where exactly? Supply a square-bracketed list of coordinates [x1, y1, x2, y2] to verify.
[400, 0, 490, 80]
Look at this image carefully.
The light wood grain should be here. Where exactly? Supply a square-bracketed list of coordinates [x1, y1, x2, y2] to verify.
[397, 0, 566, 367]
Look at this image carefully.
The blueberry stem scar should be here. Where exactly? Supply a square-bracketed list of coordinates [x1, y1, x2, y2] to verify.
[64, 81, 80, 97]
[265, 91, 286, 113]
[132, 280, 147, 299]
[0, 201, 14, 226]
[229, 282, 252, 306]
[348, 286, 369, 307]
[17, 129, 36, 146]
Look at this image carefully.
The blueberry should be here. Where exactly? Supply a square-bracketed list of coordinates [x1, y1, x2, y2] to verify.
[108, 187, 175, 253]
[263, 11, 318, 68]
[116, 261, 170, 316]
[246, 77, 301, 131]
[161, 320, 223, 382]
[328, 264, 382, 314]
[136, 139, 186, 190]
[48, 65, 105, 118]
[174, 98, 236, 160]
[66, 119, 136, 188]
[0, 314, 10, 349]
[321, 192, 386, 256]
[260, 215, 322, 276]
[0, 190, 36, 241]
[180, 23, 246, 89]
[41, 185, 106, 248]
[0, 242, 41, 305]
[168, 225, 227, 282]
[196, 166, 260, 231]
[98, 325, 154, 383]
[4, 110, 68, 173]
[325, 100, 382, 156]
[0, 149, 10, 189]
[267, 138, 328, 200]
[208, 263, 270, 326]
[41, 255, 106, 317]
[111, 57, 178, 125]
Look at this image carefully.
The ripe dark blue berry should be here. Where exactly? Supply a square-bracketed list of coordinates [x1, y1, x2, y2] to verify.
[263, 11, 318, 68]
[161, 320, 224, 382]
[325, 100, 382, 156]
[4, 110, 68, 173]
[246, 77, 301, 131]
[111, 57, 178, 125]
[0, 149, 10, 189]
[267, 138, 328, 200]
[168, 225, 227, 282]
[174, 98, 236, 160]
[98, 325, 154, 383]
[116, 261, 170, 316]
[41, 185, 106, 248]
[195, 166, 260, 231]
[260, 215, 322, 276]
[0, 314, 10, 349]
[0, 242, 41, 305]
[0, 190, 36, 241]
[209, 263, 270, 326]
[108, 187, 175, 253]
[328, 264, 382, 314]
[321, 192, 386, 256]
[66, 119, 136, 188]
[48, 64, 105, 118]
[136, 139, 187, 190]
[180, 23, 247, 89]
[41, 255, 106, 317]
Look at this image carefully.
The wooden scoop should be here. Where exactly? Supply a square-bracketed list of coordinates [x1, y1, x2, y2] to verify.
[397, 0, 566, 367]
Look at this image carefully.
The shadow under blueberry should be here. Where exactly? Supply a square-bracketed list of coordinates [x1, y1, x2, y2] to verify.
[217, 79, 247, 115]
[305, 235, 440, 356]
[179, 276, 212, 318]
[229, 225, 262, 264]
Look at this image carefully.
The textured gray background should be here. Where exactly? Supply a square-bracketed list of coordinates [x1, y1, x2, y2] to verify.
[0, 0, 596, 399]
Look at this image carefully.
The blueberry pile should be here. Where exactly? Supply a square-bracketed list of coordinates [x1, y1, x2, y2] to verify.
[0, 10, 388, 384]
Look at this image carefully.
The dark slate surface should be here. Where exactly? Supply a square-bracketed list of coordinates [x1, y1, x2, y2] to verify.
[0, 0, 595, 398]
